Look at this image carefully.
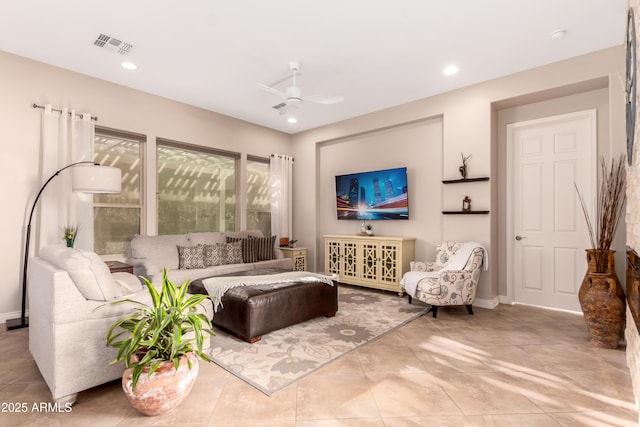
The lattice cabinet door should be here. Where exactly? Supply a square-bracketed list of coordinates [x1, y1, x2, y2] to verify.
[294, 255, 306, 271]
[359, 241, 380, 285]
[379, 243, 400, 285]
[325, 240, 342, 276]
[341, 240, 359, 281]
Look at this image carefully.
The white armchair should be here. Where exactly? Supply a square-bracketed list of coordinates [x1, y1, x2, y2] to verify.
[400, 242, 486, 318]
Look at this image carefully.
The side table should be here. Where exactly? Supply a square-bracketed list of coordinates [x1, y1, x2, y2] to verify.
[106, 261, 134, 274]
[280, 247, 308, 271]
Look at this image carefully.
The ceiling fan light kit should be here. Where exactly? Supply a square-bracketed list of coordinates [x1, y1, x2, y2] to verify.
[257, 61, 344, 116]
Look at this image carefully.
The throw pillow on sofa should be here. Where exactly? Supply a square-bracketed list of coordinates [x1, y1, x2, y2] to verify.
[39, 245, 123, 301]
[177, 245, 206, 269]
[223, 241, 243, 264]
[249, 235, 277, 261]
[226, 237, 258, 263]
[226, 230, 263, 239]
[202, 244, 223, 266]
[201, 243, 244, 266]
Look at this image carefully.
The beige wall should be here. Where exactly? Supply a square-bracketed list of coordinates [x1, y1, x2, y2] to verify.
[317, 117, 443, 264]
[0, 45, 627, 320]
[0, 50, 292, 322]
[292, 46, 625, 309]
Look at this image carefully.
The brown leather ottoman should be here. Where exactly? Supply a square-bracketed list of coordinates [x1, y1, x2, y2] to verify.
[189, 269, 338, 343]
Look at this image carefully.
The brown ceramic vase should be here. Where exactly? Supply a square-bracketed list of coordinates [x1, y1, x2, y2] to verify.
[580, 271, 625, 349]
[579, 250, 624, 305]
[122, 352, 199, 416]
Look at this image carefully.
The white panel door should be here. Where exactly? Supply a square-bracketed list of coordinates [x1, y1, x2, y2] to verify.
[508, 110, 595, 312]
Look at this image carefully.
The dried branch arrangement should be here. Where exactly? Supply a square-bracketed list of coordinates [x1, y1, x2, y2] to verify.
[575, 155, 627, 272]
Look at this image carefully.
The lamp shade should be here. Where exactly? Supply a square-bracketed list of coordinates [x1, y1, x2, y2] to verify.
[71, 164, 121, 194]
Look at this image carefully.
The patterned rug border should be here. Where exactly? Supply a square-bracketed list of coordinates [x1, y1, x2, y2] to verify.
[208, 286, 428, 396]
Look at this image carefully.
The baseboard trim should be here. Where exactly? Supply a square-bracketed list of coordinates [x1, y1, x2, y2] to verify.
[474, 297, 499, 310]
[511, 301, 582, 315]
[1, 310, 28, 325]
[498, 295, 512, 304]
[6, 317, 29, 330]
[495, 296, 582, 315]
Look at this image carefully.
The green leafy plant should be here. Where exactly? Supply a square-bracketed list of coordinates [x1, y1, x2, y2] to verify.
[106, 269, 214, 390]
[62, 225, 78, 248]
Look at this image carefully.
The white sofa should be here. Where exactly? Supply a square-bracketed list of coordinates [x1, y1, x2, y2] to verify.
[126, 230, 293, 284]
[28, 245, 213, 405]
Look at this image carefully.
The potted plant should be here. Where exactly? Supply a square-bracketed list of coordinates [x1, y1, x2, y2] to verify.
[365, 223, 374, 236]
[288, 239, 298, 248]
[106, 269, 214, 416]
[61, 225, 78, 248]
[575, 155, 626, 348]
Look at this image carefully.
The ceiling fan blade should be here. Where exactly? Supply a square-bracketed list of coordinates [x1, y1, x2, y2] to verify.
[257, 82, 286, 100]
[302, 94, 345, 104]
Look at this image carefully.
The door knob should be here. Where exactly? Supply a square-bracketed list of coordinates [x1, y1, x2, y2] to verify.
[515, 235, 526, 241]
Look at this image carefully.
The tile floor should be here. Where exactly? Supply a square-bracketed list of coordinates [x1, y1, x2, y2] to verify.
[0, 296, 638, 426]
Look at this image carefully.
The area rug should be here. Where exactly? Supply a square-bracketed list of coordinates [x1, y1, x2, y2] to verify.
[207, 285, 428, 395]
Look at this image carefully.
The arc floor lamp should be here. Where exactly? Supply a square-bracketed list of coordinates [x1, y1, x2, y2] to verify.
[6, 161, 121, 330]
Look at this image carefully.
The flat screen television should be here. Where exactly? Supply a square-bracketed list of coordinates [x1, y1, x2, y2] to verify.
[335, 167, 409, 220]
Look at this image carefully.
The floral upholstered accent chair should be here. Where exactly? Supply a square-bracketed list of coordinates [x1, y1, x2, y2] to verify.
[405, 241, 485, 318]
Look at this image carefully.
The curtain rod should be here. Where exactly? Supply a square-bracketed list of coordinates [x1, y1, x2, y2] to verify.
[32, 103, 98, 122]
[270, 153, 294, 162]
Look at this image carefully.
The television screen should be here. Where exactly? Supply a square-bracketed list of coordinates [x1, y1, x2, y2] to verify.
[335, 167, 409, 220]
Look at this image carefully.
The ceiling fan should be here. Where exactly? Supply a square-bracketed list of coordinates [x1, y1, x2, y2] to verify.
[257, 61, 344, 114]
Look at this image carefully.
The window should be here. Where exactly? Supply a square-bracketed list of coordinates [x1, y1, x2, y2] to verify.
[93, 128, 144, 256]
[157, 141, 238, 234]
[247, 157, 271, 236]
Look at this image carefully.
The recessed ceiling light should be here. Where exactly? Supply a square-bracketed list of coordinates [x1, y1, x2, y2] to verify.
[287, 117, 297, 124]
[443, 65, 459, 76]
[121, 61, 137, 70]
[551, 30, 566, 39]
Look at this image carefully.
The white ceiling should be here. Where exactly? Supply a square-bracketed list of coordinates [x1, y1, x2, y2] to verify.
[0, 1, 627, 134]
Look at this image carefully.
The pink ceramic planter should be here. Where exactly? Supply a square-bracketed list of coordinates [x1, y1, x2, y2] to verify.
[122, 352, 199, 416]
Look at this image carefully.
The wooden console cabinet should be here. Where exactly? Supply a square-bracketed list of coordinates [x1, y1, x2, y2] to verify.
[324, 235, 415, 295]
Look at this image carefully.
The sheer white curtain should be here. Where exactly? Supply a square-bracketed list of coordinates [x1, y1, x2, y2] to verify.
[270, 154, 293, 241]
[37, 105, 95, 252]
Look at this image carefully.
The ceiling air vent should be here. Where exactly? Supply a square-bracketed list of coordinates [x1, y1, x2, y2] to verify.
[93, 34, 133, 55]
